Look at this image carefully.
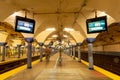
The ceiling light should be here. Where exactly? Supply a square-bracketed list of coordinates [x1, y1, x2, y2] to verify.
[63, 35, 68, 37]
[62, 41, 64, 44]
[45, 28, 56, 31]
[52, 35, 58, 38]
[64, 28, 74, 32]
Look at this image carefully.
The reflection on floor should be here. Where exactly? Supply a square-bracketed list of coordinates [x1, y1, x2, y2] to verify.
[5, 53, 112, 80]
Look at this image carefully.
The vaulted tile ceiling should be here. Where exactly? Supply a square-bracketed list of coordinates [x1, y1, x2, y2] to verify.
[0, 0, 120, 46]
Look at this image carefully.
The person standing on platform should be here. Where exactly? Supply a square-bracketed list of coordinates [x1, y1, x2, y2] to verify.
[44, 47, 51, 62]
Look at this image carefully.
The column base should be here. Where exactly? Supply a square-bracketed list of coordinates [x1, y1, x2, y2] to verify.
[40, 60, 42, 62]
[27, 66, 32, 69]
[89, 67, 94, 70]
[78, 60, 81, 62]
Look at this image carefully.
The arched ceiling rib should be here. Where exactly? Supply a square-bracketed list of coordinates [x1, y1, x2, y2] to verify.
[45, 31, 76, 41]
[0, 0, 119, 44]
[0, 0, 20, 21]
[35, 29, 78, 43]
[86, 0, 120, 21]
[35, 30, 54, 42]
[0, 22, 24, 46]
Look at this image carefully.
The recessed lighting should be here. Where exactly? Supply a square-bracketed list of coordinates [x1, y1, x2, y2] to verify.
[63, 35, 68, 37]
[64, 28, 74, 31]
[52, 35, 58, 37]
[45, 28, 56, 31]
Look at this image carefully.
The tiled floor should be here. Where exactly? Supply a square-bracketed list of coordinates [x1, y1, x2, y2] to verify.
[5, 53, 112, 80]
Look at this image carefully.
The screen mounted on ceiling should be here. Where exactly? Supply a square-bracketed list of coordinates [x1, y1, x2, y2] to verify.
[15, 16, 35, 34]
[86, 16, 107, 34]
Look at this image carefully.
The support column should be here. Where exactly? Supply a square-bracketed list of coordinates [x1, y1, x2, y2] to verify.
[66, 47, 69, 55]
[58, 46, 62, 62]
[0, 42, 7, 61]
[68, 47, 71, 56]
[66, 47, 68, 55]
[73, 45, 75, 59]
[25, 38, 34, 69]
[64, 46, 66, 54]
[70, 45, 73, 57]
[17, 44, 21, 58]
[39, 42, 44, 62]
[77, 43, 82, 62]
[6, 46, 9, 57]
[86, 38, 96, 70]
[32, 46, 35, 56]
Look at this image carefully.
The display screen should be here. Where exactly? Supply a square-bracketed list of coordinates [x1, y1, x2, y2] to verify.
[15, 16, 35, 33]
[86, 16, 107, 34]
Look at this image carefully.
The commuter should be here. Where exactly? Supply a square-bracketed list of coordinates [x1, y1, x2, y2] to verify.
[44, 47, 51, 62]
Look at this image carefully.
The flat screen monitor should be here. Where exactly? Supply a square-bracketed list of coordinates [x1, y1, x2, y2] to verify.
[86, 16, 107, 34]
[15, 16, 35, 33]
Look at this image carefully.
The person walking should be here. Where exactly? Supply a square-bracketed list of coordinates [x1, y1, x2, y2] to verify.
[44, 47, 51, 62]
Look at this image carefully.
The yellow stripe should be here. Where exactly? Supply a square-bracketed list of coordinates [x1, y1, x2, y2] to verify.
[1, 56, 119, 80]
[75, 57, 120, 80]
[0, 57, 46, 80]
[0, 64, 26, 80]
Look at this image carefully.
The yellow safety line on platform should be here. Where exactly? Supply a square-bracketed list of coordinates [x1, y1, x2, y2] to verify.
[0, 57, 46, 80]
[75, 57, 120, 80]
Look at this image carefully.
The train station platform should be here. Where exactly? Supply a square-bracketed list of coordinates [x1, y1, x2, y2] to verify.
[2, 53, 112, 80]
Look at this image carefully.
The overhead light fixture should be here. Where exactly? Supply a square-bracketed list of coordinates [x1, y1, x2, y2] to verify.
[52, 35, 58, 38]
[63, 35, 68, 37]
[62, 40, 64, 44]
[64, 28, 74, 32]
[45, 28, 56, 31]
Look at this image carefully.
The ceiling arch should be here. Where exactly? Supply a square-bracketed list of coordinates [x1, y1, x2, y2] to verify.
[86, 0, 120, 21]
[35, 29, 78, 43]
[35, 30, 54, 42]
[0, 0, 119, 45]
[0, 22, 24, 47]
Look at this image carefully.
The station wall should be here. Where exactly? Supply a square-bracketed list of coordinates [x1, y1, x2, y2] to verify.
[81, 44, 120, 52]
